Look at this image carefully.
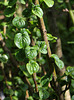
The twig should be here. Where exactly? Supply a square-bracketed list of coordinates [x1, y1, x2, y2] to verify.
[33, 73, 38, 92]
[61, 80, 71, 94]
[35, 0, 57, 81]
[64, 0, 74, 24]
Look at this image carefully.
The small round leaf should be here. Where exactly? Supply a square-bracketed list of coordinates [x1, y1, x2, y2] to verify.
[14, 33, 30, 49]
[25, 46, 37, 60]
[43, 0, 54, 7]
[12, 16, 25, 28]
[26, 60, 39, 75]
[32, 5, 43, 18]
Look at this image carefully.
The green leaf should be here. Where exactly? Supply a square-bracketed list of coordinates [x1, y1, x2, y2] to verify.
[0, 54, 8, 63]
[39, 88, 49, 99]
[26, 60, 39, 75]
[72, 95, 74, 100]
[25, 46, 37, 60]
[65, 66, 74, 79]
[71, 80, 74, 88]
[40, 74, 52, 87]
[15, 49, 25, 61]
[14, 77, 24, 84]
[43, 0, 54, 7]
[4, 88, 14, 95]
[14, 32, 30, 49]
[6, 81, 12, 86]
[12, 96, 18, 100]
[28, 96, 34, 100]
[0, 75, 4, 81]
[20, 28, 31, 34]
[8, 0, 17, 6]
[20, 84, 28, 92]
[37, 57, 46, 65]
[57, 0, 63, 3]
[4, 97, 11, 100]
[0, 1, 8, 6]
[4, 7, 15, 17]
[19, 65, 30, 77]
[32, 5, 43, 18]
[12, 16, 25, 28]
[41, 78, 49, 87]
[51, 54, 64, 69]
[33, 27, 41, 38]
[19, 0, 25, 4]
[47, 34, 57, 41]
[36, 41, 47, 54]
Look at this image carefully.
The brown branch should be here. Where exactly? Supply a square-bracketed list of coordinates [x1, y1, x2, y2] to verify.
[31, 33, 38, 92]
[33, 73, 38, 92]
[35, 0, 57, 81]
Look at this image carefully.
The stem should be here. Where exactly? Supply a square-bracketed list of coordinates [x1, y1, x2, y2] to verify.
[31, 33, 38, 92]
[64, 0, 74, 24]
[35, 0, 57, 81]
[33, 73, 38, 92]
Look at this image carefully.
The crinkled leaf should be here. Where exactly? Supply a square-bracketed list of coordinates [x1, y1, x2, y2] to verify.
[51, 54, 64, 69]
[43, 0, 54, 7]
[26, 60, 39, 75]
[14, 33, 30, 49]
[25, 46, 37, 60]
[4, 7, 15, 17]
[36, 41, 47, 54]
[0, 54, 8, 63]
[65, 66, 74, 79]
[0, 75, 4, 81]
[12, 16, 25, 28]
[32, 5, 43, 18]
[39, 88, 49, 99]
[19, 0, 25, 4]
